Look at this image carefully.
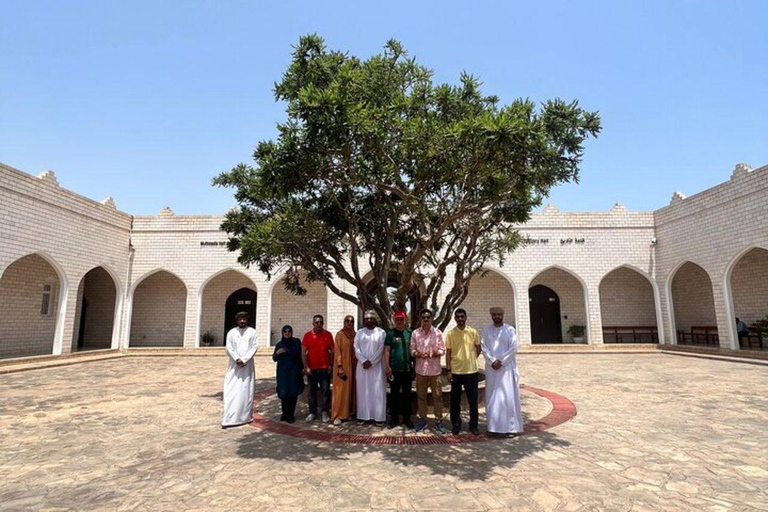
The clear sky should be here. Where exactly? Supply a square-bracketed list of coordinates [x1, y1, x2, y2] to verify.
[1, 1, 766, 215]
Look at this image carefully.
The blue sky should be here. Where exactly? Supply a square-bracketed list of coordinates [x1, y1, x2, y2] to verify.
[1, 1, 766, 215]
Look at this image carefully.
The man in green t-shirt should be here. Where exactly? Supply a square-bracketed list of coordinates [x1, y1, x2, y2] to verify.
[446, 308, 481, 435]
[384, 311, 413, 429]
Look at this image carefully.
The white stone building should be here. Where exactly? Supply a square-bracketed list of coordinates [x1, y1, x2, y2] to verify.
[1, 161, 766, 359]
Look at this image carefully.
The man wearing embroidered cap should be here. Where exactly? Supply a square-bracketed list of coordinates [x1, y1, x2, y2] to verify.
[354, 310, 387, 425]
[481, 306, 523, 435]
[384, 311, 413, 428]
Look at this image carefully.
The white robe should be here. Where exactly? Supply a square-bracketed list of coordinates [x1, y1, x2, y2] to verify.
[481, 324, 523, 434]
[222, 326, 257, 427]
[354, 326, 387, 422]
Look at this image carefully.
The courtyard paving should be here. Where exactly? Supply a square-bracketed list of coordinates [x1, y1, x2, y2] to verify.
[1, 353, 767, 511]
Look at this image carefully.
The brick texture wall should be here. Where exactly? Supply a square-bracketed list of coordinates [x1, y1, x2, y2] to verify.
[599, 267, 658, 327]
[270, 278, 327, 345]
[730, 247, 768, 326]
[200, 270, 257, 345]
[130, 271, 186, 347]
[671, 262, 716, 332]
[461, 270, 516, 329]
[530, 267, 587, 342]
[0, 254, 60, 358]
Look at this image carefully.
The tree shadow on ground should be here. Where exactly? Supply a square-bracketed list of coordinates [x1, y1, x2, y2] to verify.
[233, 378, 572, 481]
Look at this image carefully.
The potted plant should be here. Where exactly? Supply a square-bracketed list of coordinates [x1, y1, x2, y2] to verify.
[200, 331, 216, 347]
[567, 325, 586, 343]
[754, 316, 768, 345]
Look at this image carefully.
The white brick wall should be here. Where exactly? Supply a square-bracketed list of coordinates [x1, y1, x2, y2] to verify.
[1, 161, 766, 356]
[200, 269, 257, 345]
[730, 247, 768, 326]
[269, 277, 327, 345]
[530, 267, 587, 342]
[129, 271, 186, 347]
[461, 270, 516, 329]
[599, 266, 657, 327]
[0, 254, 60, 358]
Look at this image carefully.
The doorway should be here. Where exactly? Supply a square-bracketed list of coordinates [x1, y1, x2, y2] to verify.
[529, 285, 562, 343]
[224, 288, 257, 342]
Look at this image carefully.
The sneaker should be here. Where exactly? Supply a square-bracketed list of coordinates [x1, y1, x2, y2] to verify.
[452, 425, 461, 436]
[435, 420, 447, 435]
[414, 419, 428, 433]
[333, 419, 342, 426]
[305, 413, 317, 422]
[322, 411, 330, 423]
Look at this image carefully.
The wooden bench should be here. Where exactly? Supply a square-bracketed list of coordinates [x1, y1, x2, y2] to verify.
[677, 326, 719, 346]
[603, 326, 658, 344]
[739, 327, 766, 350]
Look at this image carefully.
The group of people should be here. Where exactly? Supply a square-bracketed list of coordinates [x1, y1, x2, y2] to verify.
[222, 307, 523, 436]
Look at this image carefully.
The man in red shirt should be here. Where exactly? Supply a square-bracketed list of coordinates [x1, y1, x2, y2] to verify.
[301, 314, 335, 423]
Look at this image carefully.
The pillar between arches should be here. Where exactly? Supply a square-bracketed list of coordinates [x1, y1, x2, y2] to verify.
[585, 282, 604, 345]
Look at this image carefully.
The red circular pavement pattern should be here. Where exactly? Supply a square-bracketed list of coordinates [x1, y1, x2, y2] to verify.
[249, 384, 576, 445]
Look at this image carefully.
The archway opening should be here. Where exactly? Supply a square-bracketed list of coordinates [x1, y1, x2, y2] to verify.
[71, 267, 118, 352]
[461, 270, 515, 329]
[130, 271, 186, 347]
[224, 288, 257, 340]
[270, 274, 327, 346]
[599, 267, 659, 343]
[729, 247, 768, 350]
[529, 268, 587, 343]
[199, 270, 257, 347]
[671, 262, 717, 346]
[0, 254, 62, 359]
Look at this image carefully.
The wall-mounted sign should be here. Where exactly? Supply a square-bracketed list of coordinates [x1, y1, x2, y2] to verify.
[200, 241, 227, 247]
[560, 238, 586, 245]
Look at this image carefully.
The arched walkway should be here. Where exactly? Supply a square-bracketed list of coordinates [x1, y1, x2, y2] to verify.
[728, 247, 768, 350]
[130, 271, 187, 347]
[270, 274, 327, 346]
[0, 253, 64, 359]
[599, 266, 659, 343]
[669, 262, 718, 346]
[71, 266, 119, 352]
[529, 267, 587, 344]
[199, 269, 257, 346]
[462, 269, 516, 328]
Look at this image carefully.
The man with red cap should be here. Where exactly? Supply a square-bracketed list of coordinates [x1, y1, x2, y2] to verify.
[383, 310, 413, 428]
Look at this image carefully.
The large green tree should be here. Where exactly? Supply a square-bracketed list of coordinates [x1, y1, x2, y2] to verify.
[215, 35, 601, 329]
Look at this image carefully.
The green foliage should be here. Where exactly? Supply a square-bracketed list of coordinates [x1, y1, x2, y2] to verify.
[567, 325, 586, 337]
[754, 317, 768, 336]
[215, 35, 601, 329]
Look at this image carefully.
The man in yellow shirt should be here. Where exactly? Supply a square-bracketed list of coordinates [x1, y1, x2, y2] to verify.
[445, 308, 481, 435]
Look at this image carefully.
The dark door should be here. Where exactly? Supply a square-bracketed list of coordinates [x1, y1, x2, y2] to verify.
[77, 298, 88, 349]
[529, 285, 562, 344]
[224, 288, 257, 344]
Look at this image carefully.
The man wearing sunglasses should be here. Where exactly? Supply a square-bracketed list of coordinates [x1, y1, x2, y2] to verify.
[410, 308, 447, 434]
[301, 314, 334, 423]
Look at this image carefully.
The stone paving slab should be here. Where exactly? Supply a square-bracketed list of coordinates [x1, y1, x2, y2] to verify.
[0, 353, 767, 510]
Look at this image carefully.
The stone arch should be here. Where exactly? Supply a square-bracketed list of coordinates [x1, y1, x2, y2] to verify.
[128, 269, 187, 348]
[461, 268, 516, 329]
[528, 265, 589, 343]
[598, 265, 661, 343]
[71, 265, 122, 352]
[667, 261, 718, 346]
[724, 245, 768, 350]
[268, 271, 327, 346]
[198, 268, 257, 347]
[0, 252, 68, 358]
